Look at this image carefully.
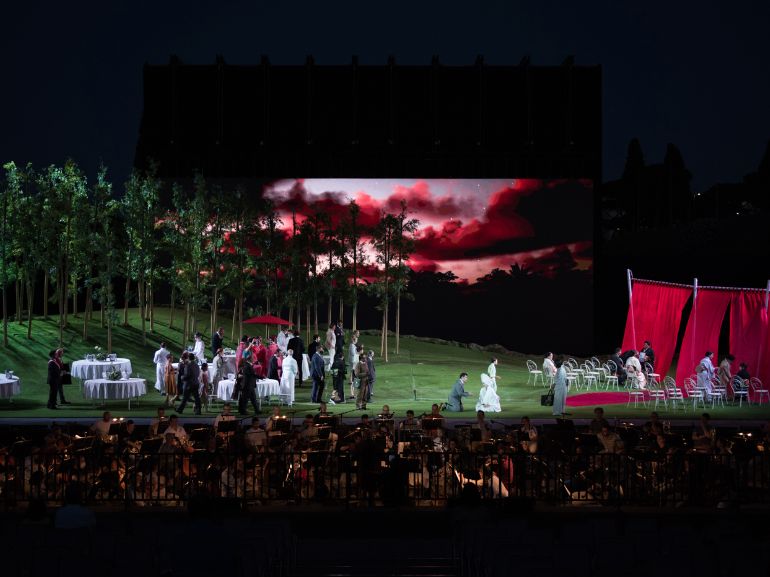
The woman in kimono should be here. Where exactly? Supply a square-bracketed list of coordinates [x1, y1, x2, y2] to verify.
[552, 358, 568, 417]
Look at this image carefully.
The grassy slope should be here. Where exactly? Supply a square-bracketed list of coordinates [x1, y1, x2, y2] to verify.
[0, 308, 767, 421]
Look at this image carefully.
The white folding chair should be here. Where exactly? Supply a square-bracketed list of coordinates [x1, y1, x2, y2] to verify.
[526, 360, 544, 387]
[750, 377, 769, 405]
[731, 376, 749, 407]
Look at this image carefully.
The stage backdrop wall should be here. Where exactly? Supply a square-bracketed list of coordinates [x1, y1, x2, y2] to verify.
[622, 280, 691, 380]
[730, 290, 770, 391]
[675, 289, 732, 390]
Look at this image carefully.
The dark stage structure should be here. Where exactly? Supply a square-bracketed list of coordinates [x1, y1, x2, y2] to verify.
[135, 55, 601, 181]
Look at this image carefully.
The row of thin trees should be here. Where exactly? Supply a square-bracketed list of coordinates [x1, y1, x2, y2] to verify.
[0, 162, 417, 361]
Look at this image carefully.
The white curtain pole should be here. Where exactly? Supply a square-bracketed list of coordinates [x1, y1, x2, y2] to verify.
[627, 269, 636, 347]
[691, 278, 698, 368]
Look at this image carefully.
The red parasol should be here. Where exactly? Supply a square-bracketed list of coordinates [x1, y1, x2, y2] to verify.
[243, 315, 293, 326]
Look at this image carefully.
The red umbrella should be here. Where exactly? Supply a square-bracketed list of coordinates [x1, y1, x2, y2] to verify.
[243, 314, 293, 326]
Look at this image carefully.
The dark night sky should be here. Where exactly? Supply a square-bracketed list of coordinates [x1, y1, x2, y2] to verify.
[3, 1, 770, 189]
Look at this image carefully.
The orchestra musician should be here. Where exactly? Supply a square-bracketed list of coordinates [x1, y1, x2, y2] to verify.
[149, 407, 168, 437]
[213, 403, 237, 439]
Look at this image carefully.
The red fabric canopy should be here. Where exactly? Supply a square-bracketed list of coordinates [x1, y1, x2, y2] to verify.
[622, 280, 691, 380]
[675, 289, 732, 389]
[243, 315, 293, 325]
[730, 290, 770, 388]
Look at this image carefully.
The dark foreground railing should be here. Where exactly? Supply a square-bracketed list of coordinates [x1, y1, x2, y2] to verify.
[2, 450, 769, 508]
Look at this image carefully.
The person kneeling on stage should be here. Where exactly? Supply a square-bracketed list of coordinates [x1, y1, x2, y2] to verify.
[445, 373, 471, 412]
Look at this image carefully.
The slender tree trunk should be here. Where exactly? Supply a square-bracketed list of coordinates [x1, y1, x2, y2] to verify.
[352, 300, 358, 332]
[107, 281, 113, 353]
[296, 298, 301, 338]
[231, 304, 237, 342]
[26, 280, 34, 340]
[139, 278, 146, 345]
[169, 286, 176, 329]
[396, 292, 401, 355]
[43, 273, 49, 319]
[288, 305, 294, 327]
[306, 306, 311, 344]
[83, 284, 92, 340]
[238, 282, 244, 340]
[183, 301, 189, 345]
[58, 269, 65, 344]
[2, 286, 6, 347]
[339, 298, 343, 327]
[327, 296, 332, 327]
[149, 285, 155, 332]
[123, 277, 130, 326]
[100, 300, 105, 328]
[212, 287, 219, 337]
[313, 294, 318, 335]
[381, 306, 386, 359]
[15, 280, 21, 324]
[72, 276, 77, 318]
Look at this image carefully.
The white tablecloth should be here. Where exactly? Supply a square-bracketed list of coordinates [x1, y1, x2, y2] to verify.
[83, 378, 146, 400]
[0, 376, 21, 398]
[72, 359, 133, 381]
[217, 378, 281, 401]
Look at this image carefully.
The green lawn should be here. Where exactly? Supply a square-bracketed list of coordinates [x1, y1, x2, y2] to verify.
[0, 308, 768, 421]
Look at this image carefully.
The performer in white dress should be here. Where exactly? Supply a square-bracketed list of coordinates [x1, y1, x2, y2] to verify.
[476, 373, 501, 413]
[153, 342, 170, 392]
[280, 350, 298, 404]
[487, 358, 499, 381]
[696, 351, 716, 393]
[192, 332, 206, 363]
[277, 328, 289, 354]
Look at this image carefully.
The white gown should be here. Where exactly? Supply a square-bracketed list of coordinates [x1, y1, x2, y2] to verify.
[152, 347, 169, 392]
[476, 373, 501, 413]
[280, 356, 298, 403]
[192, 339, 206, 363]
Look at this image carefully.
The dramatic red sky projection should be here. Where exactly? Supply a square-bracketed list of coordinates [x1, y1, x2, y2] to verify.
[264, 179, 593, 283]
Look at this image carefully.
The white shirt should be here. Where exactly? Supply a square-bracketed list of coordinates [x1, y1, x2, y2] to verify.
[192, 339, 205, 363]
[153, 347, 169, 365]
[91, 420, 111, 436]
[166, 424, 188, 443]
[277, 332, 288, 353]
[487, 362, 497, 379]
[543, 357, 557, 376]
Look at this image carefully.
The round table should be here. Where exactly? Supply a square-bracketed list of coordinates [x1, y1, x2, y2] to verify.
[83, 377, 146, 409]
[71, 358, 133, 381]
[0, 376, 21, 401]
[217, 378, 280, 401]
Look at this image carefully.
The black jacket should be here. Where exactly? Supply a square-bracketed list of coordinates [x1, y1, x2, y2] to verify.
[287, 336, 305, 359]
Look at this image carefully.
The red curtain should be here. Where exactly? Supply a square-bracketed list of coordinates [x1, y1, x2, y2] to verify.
[622, 281, 691, 380]
[730, 290, 770, 389]
[675, 289, 732, 389]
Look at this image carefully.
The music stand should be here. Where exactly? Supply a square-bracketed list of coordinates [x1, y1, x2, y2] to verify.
[315, 415, 339, 428]
[190, 427, 211, 446]
[271, 417, 291, 434]
[140, 437, 162, 454]
[157, 420, 170, 435]
[268, 433, 287, 450]
[422, 416, 443, 432]
[217, 420, 239, 435]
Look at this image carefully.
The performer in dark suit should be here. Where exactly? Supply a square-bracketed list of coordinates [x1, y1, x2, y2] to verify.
[47, 350, 61, 410]
[334, 321, 345, 356]
[288, 332, 305, 385]
[211, 327, 224, 359]
[640, 340, 655, 369]
[610, 347, 627, 386]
